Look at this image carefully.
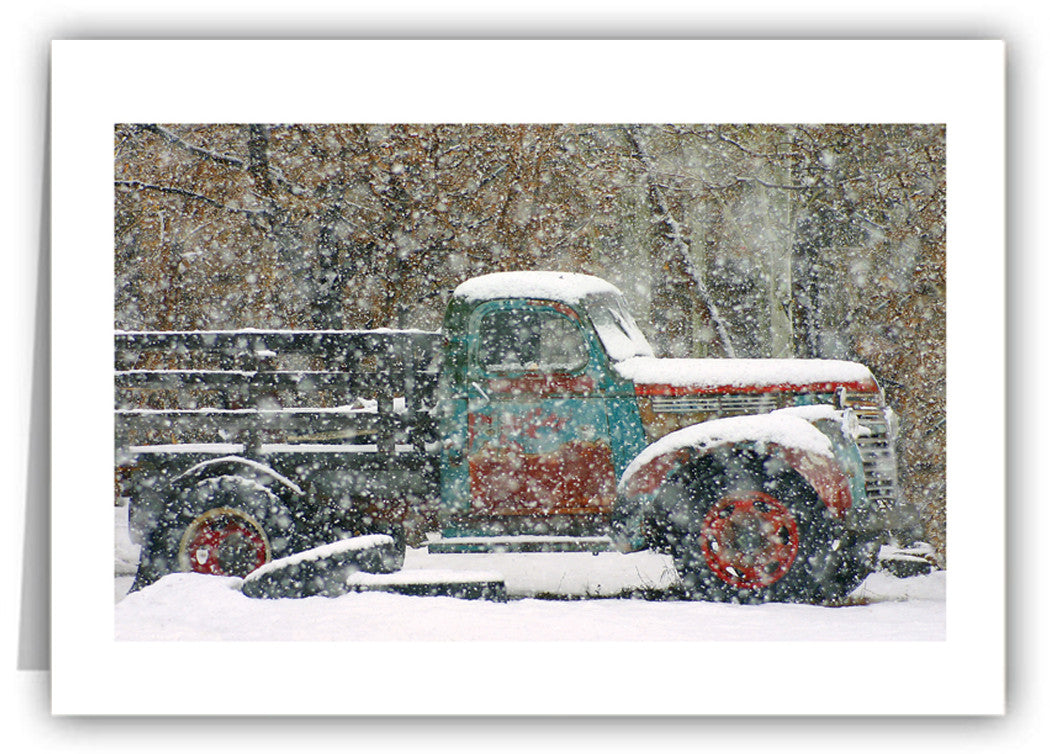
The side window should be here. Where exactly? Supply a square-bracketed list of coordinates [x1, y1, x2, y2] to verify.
[476, 306, 588, 374]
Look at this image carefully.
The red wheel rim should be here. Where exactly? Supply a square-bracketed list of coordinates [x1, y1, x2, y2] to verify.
[178, 507, 270, 577]
[700, 491, 800, 589]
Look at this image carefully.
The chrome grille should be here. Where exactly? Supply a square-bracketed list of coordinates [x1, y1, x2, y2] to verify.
[851, 407, 900, 509]
[651, 393, 778, 416]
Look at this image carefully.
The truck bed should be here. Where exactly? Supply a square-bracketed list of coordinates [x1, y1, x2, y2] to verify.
[115, 328, 445, 528]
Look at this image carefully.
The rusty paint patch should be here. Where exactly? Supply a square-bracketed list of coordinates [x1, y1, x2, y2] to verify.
[468, 440, 616, 516]
[488, 374, 595, 395]
[781, 446, 853, 517]
[527, 299, 581, 321]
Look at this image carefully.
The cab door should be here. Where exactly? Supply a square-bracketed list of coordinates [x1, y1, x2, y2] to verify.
[463, 300, 616, 521]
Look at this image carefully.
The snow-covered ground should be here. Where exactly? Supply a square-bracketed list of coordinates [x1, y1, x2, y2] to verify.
[114, 503, 945, 641]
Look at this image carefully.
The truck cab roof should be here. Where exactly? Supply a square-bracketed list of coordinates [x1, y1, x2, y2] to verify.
[448, 271, 656, 363]
[451, 270, 624, 304]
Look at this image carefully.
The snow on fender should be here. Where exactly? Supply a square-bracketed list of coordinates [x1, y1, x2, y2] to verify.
[242, 534, 397, 599]
[618, 408, 851, 509]
[613, 408, 855, 554]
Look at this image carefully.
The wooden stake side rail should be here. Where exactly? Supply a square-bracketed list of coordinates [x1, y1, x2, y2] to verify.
[114, 329, 442, 370]
[114, 329, 443, 455]
[114, 370, 428, 408]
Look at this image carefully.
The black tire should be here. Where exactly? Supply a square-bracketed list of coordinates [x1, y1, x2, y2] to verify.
[130, 474, 299, 591]
[657, 449, 861, 604]
[241, 534, 397, 599]
[363, 522, 407, 574]
[309, 519, 406, 574]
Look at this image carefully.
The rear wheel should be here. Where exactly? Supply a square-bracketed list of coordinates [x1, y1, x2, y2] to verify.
[177, 506, 271, 576]
[131, 475, 299, 591]
[661, 451, 856, 604]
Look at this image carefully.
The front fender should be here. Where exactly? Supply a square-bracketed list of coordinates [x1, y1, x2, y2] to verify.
[611, 409, 855, 552]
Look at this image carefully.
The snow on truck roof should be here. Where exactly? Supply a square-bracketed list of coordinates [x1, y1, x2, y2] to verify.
[452, 271, 623, 303]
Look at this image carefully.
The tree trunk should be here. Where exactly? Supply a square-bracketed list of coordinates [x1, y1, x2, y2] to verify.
[622, 126, 736, 358]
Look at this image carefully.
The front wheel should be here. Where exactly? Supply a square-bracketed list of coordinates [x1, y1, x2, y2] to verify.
[662, 453, 860, 604]
[697, 490, 801, 592]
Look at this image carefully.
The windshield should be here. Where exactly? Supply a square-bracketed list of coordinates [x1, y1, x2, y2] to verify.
[583, 293, 654, 362]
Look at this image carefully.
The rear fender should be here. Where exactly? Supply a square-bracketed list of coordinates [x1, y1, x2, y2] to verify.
[171, 455, 304, 500]
[126, 455, 304, 548]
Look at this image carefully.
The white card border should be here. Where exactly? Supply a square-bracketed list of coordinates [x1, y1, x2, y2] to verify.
[50, 39, 1004, 716]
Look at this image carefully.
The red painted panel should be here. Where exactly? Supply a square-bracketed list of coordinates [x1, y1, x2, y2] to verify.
[468, 440, 616, 515]
[634, 380, 878, 397]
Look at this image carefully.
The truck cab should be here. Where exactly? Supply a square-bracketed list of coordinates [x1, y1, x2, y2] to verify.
[438, 272, 650, 537]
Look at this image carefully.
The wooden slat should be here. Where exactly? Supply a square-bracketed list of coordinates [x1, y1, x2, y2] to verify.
[114, 329, 442, 454]
[114, 370, 437, 406]
[115, 329, 442, 369]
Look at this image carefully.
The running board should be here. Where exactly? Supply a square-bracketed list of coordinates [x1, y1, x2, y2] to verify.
[427, 535, 614, 554]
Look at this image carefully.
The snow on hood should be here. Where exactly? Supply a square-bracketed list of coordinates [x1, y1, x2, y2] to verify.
[614, 356, 877, 391]
[453, 271, 622, 303]
[618, 409, 836, 494]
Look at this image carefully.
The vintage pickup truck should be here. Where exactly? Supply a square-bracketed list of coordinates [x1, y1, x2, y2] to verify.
[117, 271, 923, 603]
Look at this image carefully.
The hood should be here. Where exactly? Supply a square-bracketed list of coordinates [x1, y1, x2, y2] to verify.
[613, 356, 879, 397]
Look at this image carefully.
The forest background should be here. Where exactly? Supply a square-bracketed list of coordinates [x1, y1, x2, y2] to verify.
[113, 123, 946, 559]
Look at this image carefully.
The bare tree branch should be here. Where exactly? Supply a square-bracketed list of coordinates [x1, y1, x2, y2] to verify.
[622, 126, 737, 357]
[115, 179, 267, 218]
[140, 124, 245, 168]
